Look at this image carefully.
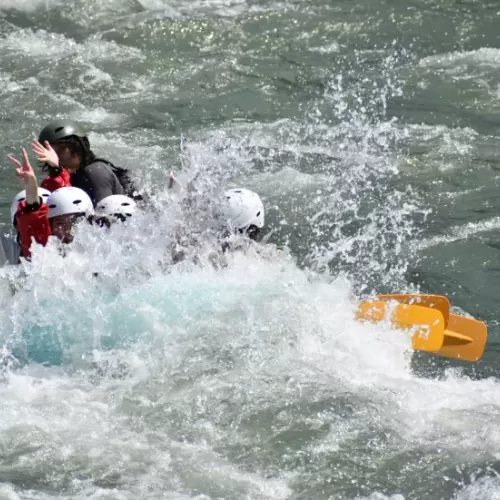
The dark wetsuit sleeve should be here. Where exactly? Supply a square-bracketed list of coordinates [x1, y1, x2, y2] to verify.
[80, 163, 124, 205]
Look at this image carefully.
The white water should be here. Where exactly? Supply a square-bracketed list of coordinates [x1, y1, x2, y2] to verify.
[2, 0, 500, 496]
[1, 230, 499, 498]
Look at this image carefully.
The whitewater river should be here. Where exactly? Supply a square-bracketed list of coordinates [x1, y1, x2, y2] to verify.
[1, 0, 500, 498]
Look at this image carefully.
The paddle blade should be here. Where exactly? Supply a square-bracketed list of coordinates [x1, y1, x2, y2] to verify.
[356, 301, 445, 352]
[435, 313, 487, 362]
[378, 294, 450, 326]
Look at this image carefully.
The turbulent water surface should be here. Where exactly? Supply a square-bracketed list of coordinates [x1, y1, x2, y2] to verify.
[1, 0, 500, 498]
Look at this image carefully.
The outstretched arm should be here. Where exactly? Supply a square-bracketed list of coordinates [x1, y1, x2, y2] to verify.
[7, 148, 39, 204]
[7, 148, 50, 259]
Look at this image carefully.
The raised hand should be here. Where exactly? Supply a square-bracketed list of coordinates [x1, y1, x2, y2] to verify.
[7, 148, 39, 204]
[32, 139, 59, 168]
[8, 148, 36, 185]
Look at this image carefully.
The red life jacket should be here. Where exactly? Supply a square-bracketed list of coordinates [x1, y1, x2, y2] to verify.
[15, 200, 51, 260]
[41, 169, 72, 192]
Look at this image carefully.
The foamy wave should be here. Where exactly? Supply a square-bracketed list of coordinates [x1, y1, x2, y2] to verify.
[0, 29, 144, 62]
[420, 48, 500, 69]
[418, 217, 500, 250]
[454, 476, 500, 499]
[0, 0, 62, 12]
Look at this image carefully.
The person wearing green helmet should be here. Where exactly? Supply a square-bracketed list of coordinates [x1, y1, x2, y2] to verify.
[32, 120, 142, 205]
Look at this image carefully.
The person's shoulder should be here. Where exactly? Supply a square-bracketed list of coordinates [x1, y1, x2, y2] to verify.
[86, 159, 113, 170]
[84, 161, 116, 178]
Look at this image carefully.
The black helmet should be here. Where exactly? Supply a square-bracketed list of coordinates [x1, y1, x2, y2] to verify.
[38, 120, 87, 143]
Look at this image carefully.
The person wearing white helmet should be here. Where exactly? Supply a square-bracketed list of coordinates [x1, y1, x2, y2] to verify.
[215, 187, 289, 267]
[94, 194, 137, 225]
[0, 187, 52, 267]
[10, 187, 51, 227]
[161, 182, 267, 267]
[7, 148, 94, 259]
[44, 187, 93, 244]
[217, 188, 265, 242]
[166, 173, 265, 240]
[200, 187, 272, 269]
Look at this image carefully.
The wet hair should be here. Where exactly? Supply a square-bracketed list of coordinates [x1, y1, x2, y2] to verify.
[39, 135, 96, 173]
[58, 135, 96, 166]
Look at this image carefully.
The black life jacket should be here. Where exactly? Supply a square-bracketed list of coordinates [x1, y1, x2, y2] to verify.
[94, 158, 143, 201]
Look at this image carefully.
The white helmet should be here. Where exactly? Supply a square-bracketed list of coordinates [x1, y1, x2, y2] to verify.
[46, 187, 93, 219]
[11, 188, 51, 224]
[95, 195, 136, 219]
[219, 188, 265, 231]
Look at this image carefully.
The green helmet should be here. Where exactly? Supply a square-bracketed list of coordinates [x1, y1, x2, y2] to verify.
[38, 120, 87, 143]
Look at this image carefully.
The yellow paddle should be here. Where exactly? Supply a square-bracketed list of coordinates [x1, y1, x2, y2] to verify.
[356, 295, 488, 362]
[378, 294, 450, 326]
[356, 301, 445, 352]
[437, 313, 487, 362]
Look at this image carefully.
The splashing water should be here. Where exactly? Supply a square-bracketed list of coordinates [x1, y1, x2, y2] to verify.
[1, 0, 499, 498]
